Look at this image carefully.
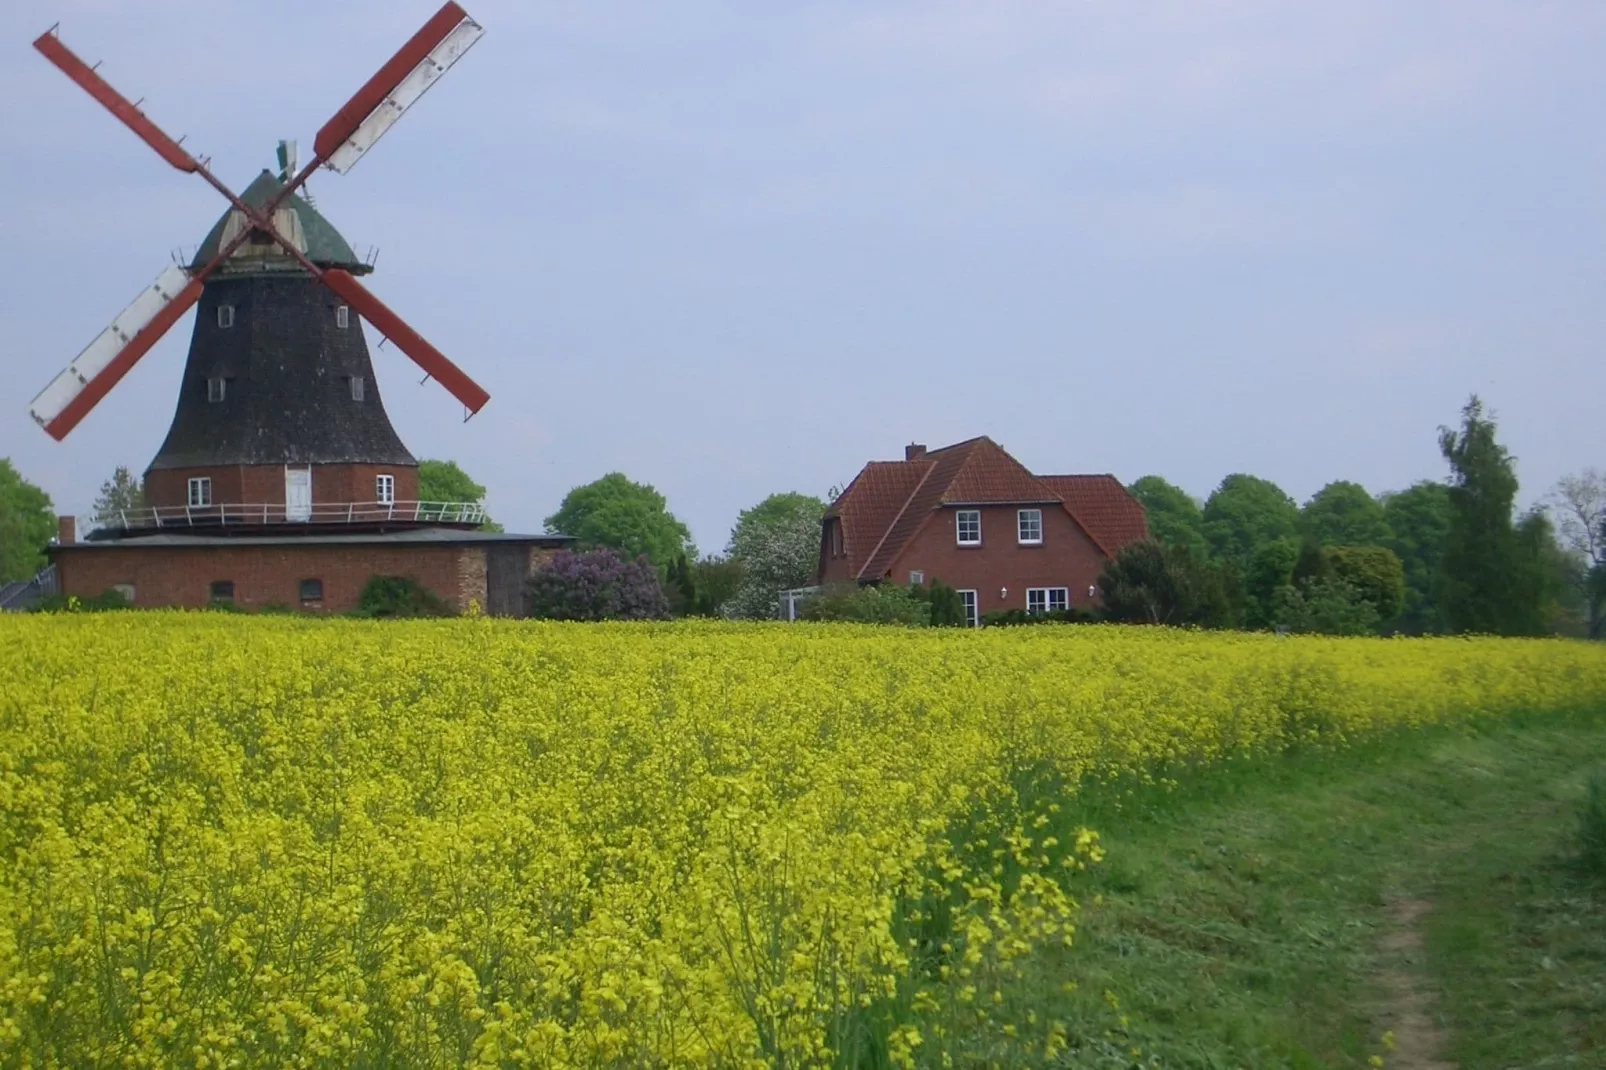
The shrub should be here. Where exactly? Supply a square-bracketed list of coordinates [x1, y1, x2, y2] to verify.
[527, 548, 670, 621]
[32, 588, 132, 613]
[924, 579, 968, 628]
[1580, 769, 1606, 878]
[354, 575, 452, 619]
[981, 606, 1099, 628]
[1098, 540, 1234, 628]
[799, 582, 930, 625]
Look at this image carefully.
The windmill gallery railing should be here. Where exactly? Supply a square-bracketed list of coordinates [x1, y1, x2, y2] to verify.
[97, 501, 487, 532]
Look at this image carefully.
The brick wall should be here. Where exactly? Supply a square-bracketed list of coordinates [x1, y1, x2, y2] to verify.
[887, 504, 1109, 617]
[144, 463, 421, 511]
[56, 543, 463, 615]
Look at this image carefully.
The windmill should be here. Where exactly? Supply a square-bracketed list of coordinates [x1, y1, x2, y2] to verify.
[27, 2, 491, 447]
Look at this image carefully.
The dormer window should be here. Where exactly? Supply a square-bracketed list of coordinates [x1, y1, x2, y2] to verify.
[217, 305, 235, 328]
[350, 376, 365, 402]
[207, 377, 226, 403]
[336, 305, 350, 329]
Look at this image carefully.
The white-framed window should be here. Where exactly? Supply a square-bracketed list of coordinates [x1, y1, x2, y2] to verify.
[1018, 508, 1043, 545]
[831, 521, 843, 557]
[217, 305, 234, 328]
[112, 583, 135, 605]
[207, 377, 226, 402]
[908, 570, 925, 586]
[336, 305, 349, 329]
[956, 509, 981, 546]
[958, 589, 980, 627]
[350, 376, 365, 402]
[376, 474, 395, 505]
[1027, 587, 1069, 615]
[187, 477, 212, 508]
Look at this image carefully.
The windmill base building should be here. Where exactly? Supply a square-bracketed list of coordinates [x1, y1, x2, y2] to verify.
[44, 168, 567, 616]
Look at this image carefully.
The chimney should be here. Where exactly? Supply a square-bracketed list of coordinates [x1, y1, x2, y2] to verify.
[905, 443, 927, 462]
[57, 515, 77, 545]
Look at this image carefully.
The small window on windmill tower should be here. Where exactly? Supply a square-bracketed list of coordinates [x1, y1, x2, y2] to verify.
[207, 377, 226, 403]
[217, 305, 235, 329]
[336, 305, 349, 329]
[350, 376, 365, 402]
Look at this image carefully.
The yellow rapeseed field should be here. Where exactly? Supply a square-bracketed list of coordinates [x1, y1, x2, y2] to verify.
[1, 614, 1603, 1068]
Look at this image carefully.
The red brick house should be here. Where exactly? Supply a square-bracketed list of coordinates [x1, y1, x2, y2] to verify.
[817, 437, 1148, 624]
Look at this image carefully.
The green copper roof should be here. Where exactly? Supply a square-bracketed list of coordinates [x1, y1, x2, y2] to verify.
[189, 171, 371, 274]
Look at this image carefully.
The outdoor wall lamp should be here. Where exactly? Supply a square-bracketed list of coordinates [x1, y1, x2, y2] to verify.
[1000, 587, 1008, 600]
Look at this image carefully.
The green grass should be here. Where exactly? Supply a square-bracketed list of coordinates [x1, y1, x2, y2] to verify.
[927, 713, 1606, 1068]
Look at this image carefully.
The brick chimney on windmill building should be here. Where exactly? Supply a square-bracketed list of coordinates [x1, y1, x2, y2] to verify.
[905, 443, 927, 461]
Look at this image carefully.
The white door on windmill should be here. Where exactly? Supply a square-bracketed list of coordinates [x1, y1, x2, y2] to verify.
[285, 468, 312, 522]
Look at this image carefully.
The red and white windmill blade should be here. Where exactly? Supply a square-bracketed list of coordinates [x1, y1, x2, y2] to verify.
[27, 2, 490, 442]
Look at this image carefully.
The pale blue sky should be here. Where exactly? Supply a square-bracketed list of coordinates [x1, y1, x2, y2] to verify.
[3, 1, 1603, 551]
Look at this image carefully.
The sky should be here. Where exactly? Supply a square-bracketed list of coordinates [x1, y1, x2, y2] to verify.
[2, 1, 1603, 552]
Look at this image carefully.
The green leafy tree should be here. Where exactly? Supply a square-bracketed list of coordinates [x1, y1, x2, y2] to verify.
[544, 473, 694, 571]
[1202, 474, 1300, 568]
[1127, 476, 1209, 558]
[665, 553, 746, 617]
[90, 466, 147, 530]
[1437, 396, 1545, 635]
[1514, 508, 1575, 636]
[1325, 545, 1406, 623]
[1272, 578, 1380, 636]
[1243, 537, 1300, 629]
[1097, 540, 1233, 628]
[1300, 481, 1391, 547]
[724, 492, 827, 619]
[0, 460, 54, 583]
[1381, 481, 1452, 634]
[416, 459, 503, 532]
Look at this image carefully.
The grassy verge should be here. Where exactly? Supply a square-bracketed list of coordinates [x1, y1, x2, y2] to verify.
[921, 713, 1606, 1069]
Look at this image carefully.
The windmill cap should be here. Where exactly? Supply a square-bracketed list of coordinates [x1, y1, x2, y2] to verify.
[188, 170, 371, 275]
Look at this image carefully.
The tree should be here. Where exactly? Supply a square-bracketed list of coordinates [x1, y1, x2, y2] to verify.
[665, 553, 746, 617]
[723, 492, 827, 619]
[90, 466, 147, 530]
[1243, 537, 1299, 629]
[1272, 578, 1380, 636]
[1550, 469, 1606, 638]
[1437, 396, 1545, 635]
[1127, 476, 1209, 558]
[1202, 474, 1300, 568]
[1300, 481, 1391, 547]
[1325, 545, 1406, 623]
[1097, 540, 1233, 628]
[1381, 481, 1452, 634]
[417, 459, 503, 532]
[0, 460, 54, 584]
[544, 473, 693, 571]
[526, 548, 670, 621]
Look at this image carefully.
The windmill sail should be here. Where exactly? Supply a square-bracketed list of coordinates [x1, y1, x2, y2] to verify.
[29, 265, 201, 440]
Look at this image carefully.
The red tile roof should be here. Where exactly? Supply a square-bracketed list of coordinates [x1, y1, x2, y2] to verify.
[1037, 475, 1150, 557]
[827, 437, 1149, 581]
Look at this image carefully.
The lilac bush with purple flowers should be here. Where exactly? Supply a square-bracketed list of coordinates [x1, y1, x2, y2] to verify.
[526, 548, 671, 621]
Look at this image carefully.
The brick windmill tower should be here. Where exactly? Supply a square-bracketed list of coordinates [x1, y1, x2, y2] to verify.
[28, 4, 568, 615]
